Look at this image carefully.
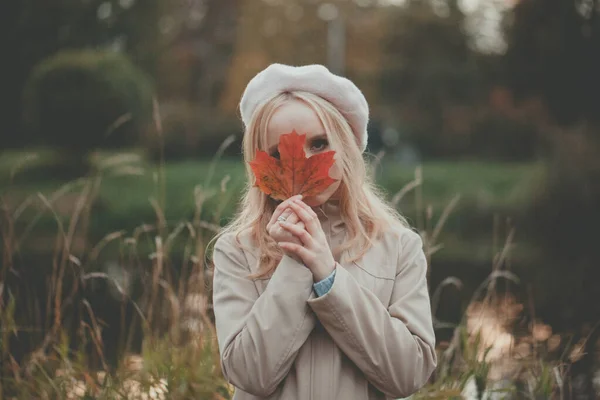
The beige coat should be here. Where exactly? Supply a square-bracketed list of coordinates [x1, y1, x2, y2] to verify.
[212, 202, 437, 399]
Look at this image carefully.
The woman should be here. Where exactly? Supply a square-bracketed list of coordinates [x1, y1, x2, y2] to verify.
[211, 64, 437, 399]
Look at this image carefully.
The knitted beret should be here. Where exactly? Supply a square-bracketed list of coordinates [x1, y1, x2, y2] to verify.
[239, 63, 369, 152]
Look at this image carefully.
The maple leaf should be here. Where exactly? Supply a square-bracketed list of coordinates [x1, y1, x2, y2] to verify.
[249, 131, 337, 201]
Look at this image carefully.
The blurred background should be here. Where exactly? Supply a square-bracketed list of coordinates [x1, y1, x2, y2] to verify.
[1, 0, 600, 398]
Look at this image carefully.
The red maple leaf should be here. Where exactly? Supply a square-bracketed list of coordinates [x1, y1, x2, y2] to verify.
[249, 131, 337, 201]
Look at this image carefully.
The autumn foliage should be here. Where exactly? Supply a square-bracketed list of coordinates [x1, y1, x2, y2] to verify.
[249, 131, 337, 201]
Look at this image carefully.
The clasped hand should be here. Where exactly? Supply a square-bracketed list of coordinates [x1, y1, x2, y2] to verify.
[266, 195, 336, 282]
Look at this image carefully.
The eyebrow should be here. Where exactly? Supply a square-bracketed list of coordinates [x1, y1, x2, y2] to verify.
[310, 133, 328, 141]
[268, 133, 328, 154]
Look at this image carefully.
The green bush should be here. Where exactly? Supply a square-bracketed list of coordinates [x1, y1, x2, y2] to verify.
[22, 50, 154, 152]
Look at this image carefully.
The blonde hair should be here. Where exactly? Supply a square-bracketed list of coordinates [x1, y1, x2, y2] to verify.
[213, 91, 407, 278]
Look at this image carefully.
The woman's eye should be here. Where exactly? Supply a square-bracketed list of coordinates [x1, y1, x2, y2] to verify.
[310, 139, 329, 152]
[270, 150, 280, 159]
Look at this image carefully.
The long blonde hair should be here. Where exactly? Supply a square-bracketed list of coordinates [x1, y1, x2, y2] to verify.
[213, 91, 407, 278]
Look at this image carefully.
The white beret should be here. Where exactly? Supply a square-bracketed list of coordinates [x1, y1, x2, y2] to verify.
[240, 63, 369, 152]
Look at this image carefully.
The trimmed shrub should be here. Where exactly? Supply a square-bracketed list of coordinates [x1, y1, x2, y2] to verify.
[22, 50, 154, 152]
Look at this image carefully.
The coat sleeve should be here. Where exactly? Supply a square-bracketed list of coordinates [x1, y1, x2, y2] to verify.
[307, 229, 437, 399]
[212, 233, 317, 397]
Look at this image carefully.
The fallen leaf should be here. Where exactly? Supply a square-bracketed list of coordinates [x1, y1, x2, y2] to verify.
[249, 131, 337, 200]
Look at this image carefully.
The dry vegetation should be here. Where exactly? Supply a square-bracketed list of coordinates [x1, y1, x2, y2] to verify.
[0, 145, 598, 400]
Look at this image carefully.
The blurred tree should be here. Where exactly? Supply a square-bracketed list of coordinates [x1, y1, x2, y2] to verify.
[379, 0, 484, 157]
[219, 0, 329, 113]
[505, 0, 600, 126]
[22, 50, 153, 171]
[0, 0, 26, 149]
[1, 0, 240, 149]
[154, 0, 239, 108]
[378, 0, 541, 160]
[1, 0, 151, 149]
[524, 126, 600, 398]
[218, 0, 390, 123]
[507, 3, 600, 392]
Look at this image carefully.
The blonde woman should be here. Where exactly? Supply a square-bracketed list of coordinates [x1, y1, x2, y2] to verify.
[211, 64, 437, 399]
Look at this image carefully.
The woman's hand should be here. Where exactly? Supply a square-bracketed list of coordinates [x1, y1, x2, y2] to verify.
[277, 199, 336, 282]
[267, 195, 306, 260]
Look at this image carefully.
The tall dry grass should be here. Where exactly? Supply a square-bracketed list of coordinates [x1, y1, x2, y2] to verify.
[0, 104, 237, 398]
[0, 126, 595, 399]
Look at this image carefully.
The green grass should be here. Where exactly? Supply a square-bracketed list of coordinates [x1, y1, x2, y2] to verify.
[1, 153, 242, 228]
[89, 158, 246, 228]
[0, 149, 574, 399]
[1, 150, 540, 220]
[0, 149, 542, 265]
[378, 160, 540, 207]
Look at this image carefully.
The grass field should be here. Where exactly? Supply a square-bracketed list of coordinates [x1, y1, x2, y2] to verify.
[1, 149, 590, 399]
[0, 149, 540, 222]
[0, 149, 542, 265]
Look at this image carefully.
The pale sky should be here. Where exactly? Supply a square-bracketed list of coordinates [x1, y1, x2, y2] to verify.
[377, 0, 508, 53]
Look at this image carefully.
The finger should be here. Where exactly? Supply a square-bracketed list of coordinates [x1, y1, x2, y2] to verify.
[274, 222, 296, 239]
[273, 195, 302, 220]
[280, 221, 314, 247]
[284, 211, 299, 225]
[292, 199, 318, 218]
[267, 195, 302, 229]
[287, 201, 320, 236]
[278, 221, 304, 240]
[278, 241, 313, 261]
[273, 216, 303, 232]
[268, 210, 292, 233]
[291, 200, 320, 232]
[278, 231, 302, 246]
[278, 208, 294, 223]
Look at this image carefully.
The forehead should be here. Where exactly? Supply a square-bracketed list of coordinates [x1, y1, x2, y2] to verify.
[266, 100, 326, 149]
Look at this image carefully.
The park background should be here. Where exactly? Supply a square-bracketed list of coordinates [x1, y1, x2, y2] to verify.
[1, 0, 600, 398]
